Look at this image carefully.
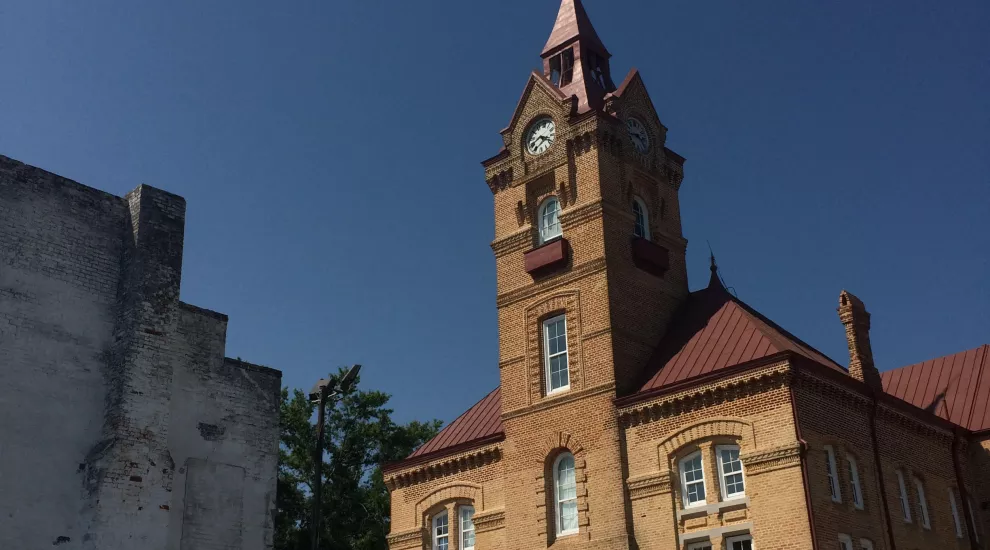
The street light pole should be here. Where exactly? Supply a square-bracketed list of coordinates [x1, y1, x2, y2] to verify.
[309, 364, 362, 550]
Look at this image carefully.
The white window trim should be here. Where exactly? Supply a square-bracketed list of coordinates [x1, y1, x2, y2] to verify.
[632, 196, 650, 240]
[968, 495, 980, 542]
[543, 315, 570, 395]
[838, 533, 853, 550]
[949, 488, 963, 539]
[896, 470, 912, 523]
[859, 538, 874, 550]
[538, 196, 562, 244]
[824, 445, 841, 503]
[725, 533, 754, 549]
[679, 450, 707, 509]
[915, 477, 931, 530]
[715, 444, 746, 500]
[432, 510, 448, 550]
[685, 541, 713, 550]
[459, 505, 475, 550]
[553, 453, 579, 537]
[847, 454, 864, 510]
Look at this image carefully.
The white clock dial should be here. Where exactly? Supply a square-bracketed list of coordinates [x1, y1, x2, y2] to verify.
[625, 117, 650, 153]
[525, 117, 556, 155]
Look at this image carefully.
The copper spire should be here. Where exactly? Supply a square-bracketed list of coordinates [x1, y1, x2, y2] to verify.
[541, 0, 609, 57]
[540, 0, 615, 114]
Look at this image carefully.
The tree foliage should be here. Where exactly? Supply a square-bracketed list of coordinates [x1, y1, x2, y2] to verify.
[275, 369, 441, 550]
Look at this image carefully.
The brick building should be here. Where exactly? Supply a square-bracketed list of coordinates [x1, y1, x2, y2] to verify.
[0, 154, 281, 549]
[382, 2, 990, 549]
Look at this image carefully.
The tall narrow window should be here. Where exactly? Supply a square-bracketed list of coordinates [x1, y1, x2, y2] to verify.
[914, 477, 931, 530]
[824, 445, 841, 502]
[968, 495, 980, 542]
[679, 451, 707, 508]
[838, 533, 854, 550]
[716, 445, 746, 499]
[432, 511, 449, 550]
[548, 49, 574, 87]
[847, 454, 864, 509]
[725, 534, 753, 550]
[459, 506, 476, 550]
[896, 470, 912, 522]
[539, 197, 562, 244]
[949, 488, 963, 539]
[632, 197, 650, 240]
[554, 453, 578, 536]
[543, 315, 569, 394]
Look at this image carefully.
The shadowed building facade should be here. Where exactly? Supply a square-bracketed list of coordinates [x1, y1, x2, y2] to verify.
[0, 154, 281, 549]
[383, 2, 990, 550]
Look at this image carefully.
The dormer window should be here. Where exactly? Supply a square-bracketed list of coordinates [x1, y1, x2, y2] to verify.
[548, 49, 574, 87]
[632, 197, 649, 240]
[539, 197, 562, 244]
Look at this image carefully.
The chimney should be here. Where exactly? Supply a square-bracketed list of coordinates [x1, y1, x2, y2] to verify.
[838, 290, 882, 390]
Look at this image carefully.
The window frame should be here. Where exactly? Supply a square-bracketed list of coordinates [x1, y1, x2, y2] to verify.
[679, 450, 707, 509]
[459, 505, 475, 550]
[715, 444, 746, 500]
[847, 454, 864, 510]
[632, 196, 650, 240]
[859, 539, 874, 550]
[553, 452, 579, 537]
[968, 495, 980, 542]
[542, 314, 570, 395]
[685, 540, 713, 550]
[824, 445, 841, 503]
[949, 488, 963, 539]
[538, 196, 563, 244]
[724, 533, 754, 550]
[432, 510, 449, 550]
[838, 533, 853, 550]
[896, 470, 912, 523]
[914, 477, 931, 530]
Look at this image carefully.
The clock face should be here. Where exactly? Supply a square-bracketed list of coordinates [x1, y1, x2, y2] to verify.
[526, 117, 556, 155]
[625, 117, 650, 153]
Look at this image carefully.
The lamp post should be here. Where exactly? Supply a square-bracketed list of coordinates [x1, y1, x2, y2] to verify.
[309, 364, 362, 550]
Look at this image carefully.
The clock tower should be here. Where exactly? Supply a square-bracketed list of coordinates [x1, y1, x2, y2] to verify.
[481, 0, 690, 547]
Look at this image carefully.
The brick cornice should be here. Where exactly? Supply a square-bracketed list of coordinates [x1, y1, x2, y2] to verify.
[491, 228, 532, 258]
[473, 509, 506, 533]
[496, 257, 607, 309]
[383, 442, 503, 489]
[626, 471, 671, 500]
[386, 528, 423, 550]
[741, 443, 802, 475]
[559, 200, 604, 230]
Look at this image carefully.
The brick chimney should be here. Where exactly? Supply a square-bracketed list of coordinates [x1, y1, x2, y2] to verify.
[838, 290, 883, 390]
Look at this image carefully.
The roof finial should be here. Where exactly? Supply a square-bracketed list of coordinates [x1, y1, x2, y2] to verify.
[707, 241, 724, 290]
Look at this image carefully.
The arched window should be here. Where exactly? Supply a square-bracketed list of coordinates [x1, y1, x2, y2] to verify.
[432, 510, 448, 550]
[632, 197, 649, 240]
[716, 444, 746, 500]
[539, 197, 562, 244]
[553, 453, 578, 536]
[679, 451, 707, 508]
[459, 506, 475, 550]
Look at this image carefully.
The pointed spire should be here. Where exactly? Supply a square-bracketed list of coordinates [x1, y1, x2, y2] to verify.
[541, 0, 609, 57]
[539, 0, 615, 114]
[708, 250, 724, 290]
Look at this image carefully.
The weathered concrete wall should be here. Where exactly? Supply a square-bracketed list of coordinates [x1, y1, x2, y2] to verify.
[0, 154, 280, 550]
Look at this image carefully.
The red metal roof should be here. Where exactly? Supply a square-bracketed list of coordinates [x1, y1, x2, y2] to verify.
[406, 387, 503, 460]
[541, 0, 609, 57]
[633, 282, 845, 395]
[882, 345, 990, 432]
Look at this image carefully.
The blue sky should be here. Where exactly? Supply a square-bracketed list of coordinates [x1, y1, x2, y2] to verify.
[2, 0, 987, 427]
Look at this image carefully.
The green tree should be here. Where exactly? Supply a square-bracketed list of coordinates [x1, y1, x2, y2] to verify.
[275, 369, 441, 550]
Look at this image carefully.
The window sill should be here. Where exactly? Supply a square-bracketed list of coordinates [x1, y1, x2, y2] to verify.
[631, 237, 669, 277]
[677, 497, 749, 520]
[556, 529, 579, 538]
[525, 238, 569, 276]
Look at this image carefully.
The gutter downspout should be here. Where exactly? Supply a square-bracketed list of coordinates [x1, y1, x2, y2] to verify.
[789, 373, 819, 550]
[869, 394, 897, 550]
[952, 429, 981, 549]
